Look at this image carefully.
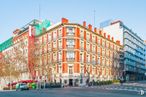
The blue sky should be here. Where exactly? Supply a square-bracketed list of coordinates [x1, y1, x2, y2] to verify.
[0, 0, 146, 43]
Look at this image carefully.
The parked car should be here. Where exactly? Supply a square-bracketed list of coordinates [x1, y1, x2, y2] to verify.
[79, 83, 87, 87]
[16, 83, 29, 91]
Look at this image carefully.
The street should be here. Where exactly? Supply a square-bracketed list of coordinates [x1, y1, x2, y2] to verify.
[0, 82, 146, 97]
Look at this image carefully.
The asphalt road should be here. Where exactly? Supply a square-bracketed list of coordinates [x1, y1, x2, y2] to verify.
[0, 85, 145, 97]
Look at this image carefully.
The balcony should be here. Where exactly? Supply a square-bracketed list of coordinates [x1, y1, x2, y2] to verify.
[67, 58, 75, 62]
[67, 45, 74, 49]
[124, 61, 135, 66]
[69, 74, 73, 77]
[86, 49, 90, 52]
[80, 35, 84, 39]
[92, 50, 96, 54]
[58, 46, 62, 49]
[58, 59, 62, 63]
[97, 52, 100, 56]
[80, 47, 84, 51]
[66, 33, 75, 37]
[92, 61, 97, 65]
[106, 55, 110, 58]
[58, 35, 62, 39]
[86, 61, 90, 64]
[125, 53, 145, 65]
[80, 59, 84, 63]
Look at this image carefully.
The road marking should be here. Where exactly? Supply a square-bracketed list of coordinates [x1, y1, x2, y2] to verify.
[104, 87, 146, 92]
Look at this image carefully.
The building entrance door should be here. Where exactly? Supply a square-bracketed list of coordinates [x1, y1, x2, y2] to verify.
[69, 79, 73, 86]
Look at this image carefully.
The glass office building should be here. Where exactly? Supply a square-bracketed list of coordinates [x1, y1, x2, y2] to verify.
[101, 20, 146, 81]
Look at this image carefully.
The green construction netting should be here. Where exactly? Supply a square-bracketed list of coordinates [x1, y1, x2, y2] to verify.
[35, 19, 51, 36]
[0, 37, 13, 52]
[0, 19, 50, 52]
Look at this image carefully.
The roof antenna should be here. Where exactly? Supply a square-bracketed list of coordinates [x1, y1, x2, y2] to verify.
[38, 0, 41, 21]
[93, 9, 96, 27]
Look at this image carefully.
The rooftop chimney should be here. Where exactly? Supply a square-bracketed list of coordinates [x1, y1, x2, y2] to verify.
[83, 21, 86, 27]
[112, 37, 114, 41]
[88, 24, 92, 31]
[61, 18, 69, 23]
[108, 35, 110, 40]
[99, 30, 102, 35]
[104, 33, 106, 38]
[94, 27, 97, 33]
[13, 29, 20, 34]
[116, 40, 120, 45]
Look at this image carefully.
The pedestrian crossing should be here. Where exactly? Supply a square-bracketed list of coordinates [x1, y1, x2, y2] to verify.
[94, 85, 146, 92]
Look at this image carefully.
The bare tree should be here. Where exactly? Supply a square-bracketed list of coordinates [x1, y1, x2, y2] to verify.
[0, 53, 21, 84]
[0, 40, 29, 83]
[33, 38, 52, 82]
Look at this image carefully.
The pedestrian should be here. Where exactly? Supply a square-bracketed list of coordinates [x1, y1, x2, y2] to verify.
[119, 77, 124, 85]
[139, 90, 145, 95]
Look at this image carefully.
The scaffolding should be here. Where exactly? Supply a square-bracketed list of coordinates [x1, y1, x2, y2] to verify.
[16, 19, 51, 36]
[35, 19, 51, 36]
[0, 19, 51, 52]
[0, 37, 13, 52]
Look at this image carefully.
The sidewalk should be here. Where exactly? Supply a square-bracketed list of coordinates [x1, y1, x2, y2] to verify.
[123, 81, 146, 87]
[0, 90, 15, 92]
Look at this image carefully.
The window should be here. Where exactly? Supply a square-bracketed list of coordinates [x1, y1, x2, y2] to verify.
[64, 80, 67, 84]
[98, 57, 100, 64]
[48, 33, 52, 42]
[87, 43, 90, 51]
[67, 39, 74, 48]
[53, 31, 57, 41]
[80, 41, 84, 49]
[59, 66, 62, 73]
[97, 47, 100, 55]
[106, 50, 109, 57]
[53, 41, 57, 48]
[106, 42, 109, 48]
[81, 66, 84, 73]
[69, 66, 73, 74]
[67, 27, 74, 35]
[58, 29, 62, 38]
[58, 40, 62, 48]
[93, 45, 95, 52]
[92, 55, 96, 65]
[80, 30, 84, 38]
[80, 53, 83, 62]
[102, 58, 105, 65]
[98, 38, 100, 45]
[86, 32, 90, 41]
[102, 40, 105, 47]
[87, 54, 90, 62]
[106, 59, 109, 66]
[92, 35, 95, 42]
[110, 44, 113, 49]
[44, 35, 47, 43]
[58, 52, 62, 61]
[53, 52, 57, 61]
[102, 49, 105, 56]
[67, 51, 74, 59]
[48, 43, 51, 51]
[48, 53, 51, 63]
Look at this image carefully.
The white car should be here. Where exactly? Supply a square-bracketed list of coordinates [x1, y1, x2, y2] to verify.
[16, 83, 29, 91]
[79, 83, 87, 87]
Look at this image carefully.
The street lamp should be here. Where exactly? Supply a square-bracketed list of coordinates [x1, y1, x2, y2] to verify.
[144, 72, 146, 80]
[9, 64, 12, 90]
[9, 59, 12, 90]
[59, 73, 63, 87]
[86, 69, 90, 86]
